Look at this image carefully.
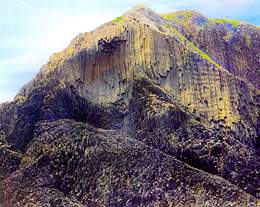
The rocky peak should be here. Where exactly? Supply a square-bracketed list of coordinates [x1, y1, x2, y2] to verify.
[0, 6, 259, 206]
[123, 5, 165, 28]
[16, 7, 259, 133]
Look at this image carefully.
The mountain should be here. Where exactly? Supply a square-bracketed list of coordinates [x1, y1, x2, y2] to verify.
[0, 6, 259, 206]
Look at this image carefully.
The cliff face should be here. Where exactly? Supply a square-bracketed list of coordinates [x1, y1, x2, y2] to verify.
[0, 6, 259, 207]
[161, 10, 260, 89]
[18, 7, 259, 141]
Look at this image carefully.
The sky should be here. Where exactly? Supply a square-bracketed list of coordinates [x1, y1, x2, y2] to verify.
[0, 0, 259, 103]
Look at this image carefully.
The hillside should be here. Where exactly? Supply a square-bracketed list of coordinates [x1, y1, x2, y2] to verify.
[0, 6, 259, 207]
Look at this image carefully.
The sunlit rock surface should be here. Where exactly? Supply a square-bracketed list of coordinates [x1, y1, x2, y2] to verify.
[0, 6, 259, 207]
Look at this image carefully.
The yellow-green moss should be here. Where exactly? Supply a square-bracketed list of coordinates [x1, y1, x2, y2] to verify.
[161, 12, 193, 27]
[208, 18, 242, 27]
[112, 16, 127, 24]
[161, 11, 194, 21]
[162, 12, 251, 29]
[163, 24, 222, 68]
[161, 13, 178, 21]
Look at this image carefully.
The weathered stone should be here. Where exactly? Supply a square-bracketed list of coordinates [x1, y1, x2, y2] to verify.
[0, 6, 259, 207]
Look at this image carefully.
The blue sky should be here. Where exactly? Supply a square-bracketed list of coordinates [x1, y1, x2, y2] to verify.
[0, 0, 259, 103]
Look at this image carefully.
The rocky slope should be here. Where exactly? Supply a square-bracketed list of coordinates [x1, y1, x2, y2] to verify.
[0, 6, 259, 206]
[161, 11, 260, 89]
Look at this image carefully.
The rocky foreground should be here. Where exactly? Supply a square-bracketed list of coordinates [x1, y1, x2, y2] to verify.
[0, 6, 259, 206]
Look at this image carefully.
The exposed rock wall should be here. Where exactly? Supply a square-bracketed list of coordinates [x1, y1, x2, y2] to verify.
[0, 6, 259, 206]
[161, 11, 260, 89]
[17, 7, 260, 143]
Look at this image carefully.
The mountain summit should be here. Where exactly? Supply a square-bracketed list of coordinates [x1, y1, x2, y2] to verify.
[0, 6, 259, 207]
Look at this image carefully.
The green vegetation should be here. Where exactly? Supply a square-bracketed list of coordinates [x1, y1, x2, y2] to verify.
[112, 16, 127, 24]
[161, 12, 251, 29]
[161, 13, 178, 21]
[161, 11, 202, 27]
[161, 11, 194, 21]
[163, 24, 186, 42]
[163, 24, 222, 68]
[208, 18, 242, 27]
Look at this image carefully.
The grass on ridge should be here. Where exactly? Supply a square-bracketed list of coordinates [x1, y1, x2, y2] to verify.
[112, 16, 127, 24]
[163, 24, 222, 69]
[161, 11, 194, 21]
[161, 12, 246, 28]
[208, 18, 243, 27]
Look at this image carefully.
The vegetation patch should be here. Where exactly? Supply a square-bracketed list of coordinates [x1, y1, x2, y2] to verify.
[208, 18, 242, 27]
[163, 24, 222, 68]
[161, 11, 194, 21]
[112, 16, 127, 24]
[161, 13, 178, 21]
[161, 12, 253, 29]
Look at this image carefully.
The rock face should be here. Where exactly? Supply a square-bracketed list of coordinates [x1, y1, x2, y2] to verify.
[161, 11, 260, 89]
[0, 6, 259, 207]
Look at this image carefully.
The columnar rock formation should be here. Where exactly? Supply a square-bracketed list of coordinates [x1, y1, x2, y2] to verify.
[0, 6, 259, 207]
